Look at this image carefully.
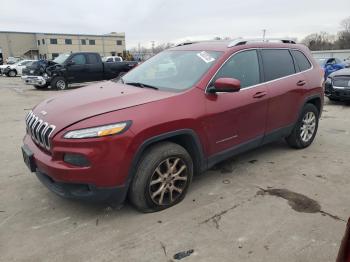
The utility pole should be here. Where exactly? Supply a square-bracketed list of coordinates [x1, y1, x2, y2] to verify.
[262, 29, 266, 41]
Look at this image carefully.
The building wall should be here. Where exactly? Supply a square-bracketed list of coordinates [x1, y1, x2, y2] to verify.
[311, 50, 350, 60]
[0, 32, 37, 60]
[0, 31, 126, 61]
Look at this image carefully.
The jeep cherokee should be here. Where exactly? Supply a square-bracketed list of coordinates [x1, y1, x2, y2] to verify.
[22, 39, 324, 212]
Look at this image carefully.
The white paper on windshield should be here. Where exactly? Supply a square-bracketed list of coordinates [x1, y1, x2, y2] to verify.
[197, 51, 215, 63]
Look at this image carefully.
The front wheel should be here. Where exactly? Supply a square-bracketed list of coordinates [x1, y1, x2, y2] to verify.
[286, 103, 319, 149]
[51, 76, 68, 90]
[128, 142, 193, 212]
[7, 70, 17, 77]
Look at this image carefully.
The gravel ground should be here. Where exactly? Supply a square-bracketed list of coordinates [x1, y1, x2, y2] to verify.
[1, 76, 350, 262]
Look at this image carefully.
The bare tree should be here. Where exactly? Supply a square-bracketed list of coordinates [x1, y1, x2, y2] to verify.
[340, 17, 350, 33]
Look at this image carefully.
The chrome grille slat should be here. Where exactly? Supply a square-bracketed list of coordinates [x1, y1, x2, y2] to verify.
[25, 111, 56, 150]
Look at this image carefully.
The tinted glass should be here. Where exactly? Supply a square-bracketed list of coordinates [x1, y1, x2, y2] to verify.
[89, 40, 95, 45]
[106, 58, 113, 62]
[292, 50, 312, 72]
[261, 49, 295, 81]
[86, 54, 99, 64]
[71, 54, 86, 65]
[116, 40, 123, 45]
[81, 39, 86, 45]
[50, 39, 57, 44]
[214, 50, 260, 88]
[65, 39, 72, 45]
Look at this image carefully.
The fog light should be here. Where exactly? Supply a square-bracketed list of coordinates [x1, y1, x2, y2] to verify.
[64, 153, 90, 167]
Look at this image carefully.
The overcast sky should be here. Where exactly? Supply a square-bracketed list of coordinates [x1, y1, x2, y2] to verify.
[1, 0, 349, 48]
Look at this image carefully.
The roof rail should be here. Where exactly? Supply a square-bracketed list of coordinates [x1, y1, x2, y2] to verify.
[227, 38, 296, 47]
[175, 41, 199, 47]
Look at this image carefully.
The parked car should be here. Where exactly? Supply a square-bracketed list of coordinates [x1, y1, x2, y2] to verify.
[21, 52, 138, 90]
[21, 39, 324, 212]
[343, 57, 350, 68]
[317, 57, 346, 79]
[5, 56, 22, 65]
[1, 60, 36, 77]
[324, 68, 350, 101]
[102, 56, 123, 62]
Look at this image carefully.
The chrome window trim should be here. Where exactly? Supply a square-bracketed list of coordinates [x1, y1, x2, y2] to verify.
[205, 47, 314, 94]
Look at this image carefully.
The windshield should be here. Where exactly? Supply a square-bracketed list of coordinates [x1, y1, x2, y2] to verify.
[53, 54, 70, 64]
[121, 50, 222, 92]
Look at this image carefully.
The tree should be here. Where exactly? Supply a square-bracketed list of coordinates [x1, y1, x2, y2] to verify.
[340, 17, 350, 33]
[301, 32, 335, 51]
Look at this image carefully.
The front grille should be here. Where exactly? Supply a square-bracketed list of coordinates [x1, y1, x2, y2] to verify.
[25, 111, 56, 150]
[333, 76, 350, 87]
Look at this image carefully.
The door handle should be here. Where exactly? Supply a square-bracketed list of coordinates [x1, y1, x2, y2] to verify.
[253, 91, 267, 98]
[297, 80, 306, 86]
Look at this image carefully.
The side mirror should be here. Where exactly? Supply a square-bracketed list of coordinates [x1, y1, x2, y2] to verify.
[66, 60, 75, 66]
[208, 78, 241, 93]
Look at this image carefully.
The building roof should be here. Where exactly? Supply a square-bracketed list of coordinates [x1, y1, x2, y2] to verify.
[0, 30, 125, 37]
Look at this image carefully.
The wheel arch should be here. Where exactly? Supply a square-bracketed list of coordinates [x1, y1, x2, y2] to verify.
[305, 95, 322, 116]
[126, 129, 206, 187]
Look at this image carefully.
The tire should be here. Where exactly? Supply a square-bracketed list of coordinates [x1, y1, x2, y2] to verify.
[7, 70, 17, 77]
[128, 142, 193, 213]
[328, 97, 339, 101]
[51, 76, 68, 90]
[286, 103, 319, 149]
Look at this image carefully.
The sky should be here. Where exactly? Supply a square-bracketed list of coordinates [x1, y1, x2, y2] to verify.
[1, 0, 349, 49]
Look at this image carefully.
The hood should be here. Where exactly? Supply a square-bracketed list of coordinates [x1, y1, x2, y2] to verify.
[32, 81, 178, 134]
[330, 68, 350, 78]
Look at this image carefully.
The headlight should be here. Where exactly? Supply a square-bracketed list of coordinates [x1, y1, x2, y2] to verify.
[326, 77, 332, 83]
[64, 121, 131, 139]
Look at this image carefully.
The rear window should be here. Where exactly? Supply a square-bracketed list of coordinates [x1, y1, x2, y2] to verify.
[292, 50, 312, 72]
[86, 54, 99, 64]
[261, 49, 296, 81]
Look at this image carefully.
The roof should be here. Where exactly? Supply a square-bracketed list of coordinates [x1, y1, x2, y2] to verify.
[171, 40, 305, 52]
[0, 30, 125, 38]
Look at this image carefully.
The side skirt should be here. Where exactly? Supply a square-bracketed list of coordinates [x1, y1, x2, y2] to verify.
[207, 124, 295, 169]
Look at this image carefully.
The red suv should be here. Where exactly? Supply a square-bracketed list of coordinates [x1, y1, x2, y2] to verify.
[22, 39, 324, 212]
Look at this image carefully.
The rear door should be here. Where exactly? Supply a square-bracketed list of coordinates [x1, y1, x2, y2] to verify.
[260, 49, 301, 134]
[205, 49, 269, 157]
[86, 53, 104, 81]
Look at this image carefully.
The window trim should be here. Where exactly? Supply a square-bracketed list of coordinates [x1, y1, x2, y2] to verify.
[205, 47, 314, 94]
[290, 49, 312, 73]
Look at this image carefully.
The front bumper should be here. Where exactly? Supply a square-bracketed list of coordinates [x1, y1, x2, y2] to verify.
[21, 75, 47, 86]
[35, 170, 128, 203]
[325, 84, 350, 100]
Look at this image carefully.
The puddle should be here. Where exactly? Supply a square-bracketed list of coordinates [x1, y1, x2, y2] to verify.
[258, 188, 346, 222]
[258, 188, 320, 213]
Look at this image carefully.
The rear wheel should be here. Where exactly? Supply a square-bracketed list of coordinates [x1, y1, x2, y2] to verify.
[128, 142, 193, 212]
[286, 103, 319, 149]
[51, 76, 68, 90]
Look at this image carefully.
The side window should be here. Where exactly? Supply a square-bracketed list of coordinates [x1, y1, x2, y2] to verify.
[86, 54, 99, 64]
[292, 50, 312, 72]
[214, 50, 260, 88]
[71, 54, 86, 65]
[106, 58, 113, 62]
[261, 49, 296, 81]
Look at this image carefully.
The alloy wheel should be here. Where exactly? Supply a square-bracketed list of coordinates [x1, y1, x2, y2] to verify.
[300, 111, 316, 142]
[149, 157, 188, 206]
[56, 80, 66, 90]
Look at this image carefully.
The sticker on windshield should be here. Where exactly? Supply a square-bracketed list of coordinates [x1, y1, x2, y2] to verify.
[197, 51, 216, 63]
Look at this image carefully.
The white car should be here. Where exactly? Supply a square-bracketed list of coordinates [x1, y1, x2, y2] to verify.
[0, 60, 36, 77]
[102, 56, 123, 62]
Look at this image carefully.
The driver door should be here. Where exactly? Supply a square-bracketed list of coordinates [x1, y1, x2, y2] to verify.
[204, 49, 269, 157]
[65, 54, 88, 83]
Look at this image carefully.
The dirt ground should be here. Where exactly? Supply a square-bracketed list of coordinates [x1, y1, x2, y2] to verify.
[1, 76, 350, 262]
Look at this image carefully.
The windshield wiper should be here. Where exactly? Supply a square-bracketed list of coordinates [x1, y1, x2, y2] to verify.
[125, 82, 158, 90]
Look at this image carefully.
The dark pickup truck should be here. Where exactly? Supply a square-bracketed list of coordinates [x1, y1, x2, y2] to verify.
[22, 52, 138, 90]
